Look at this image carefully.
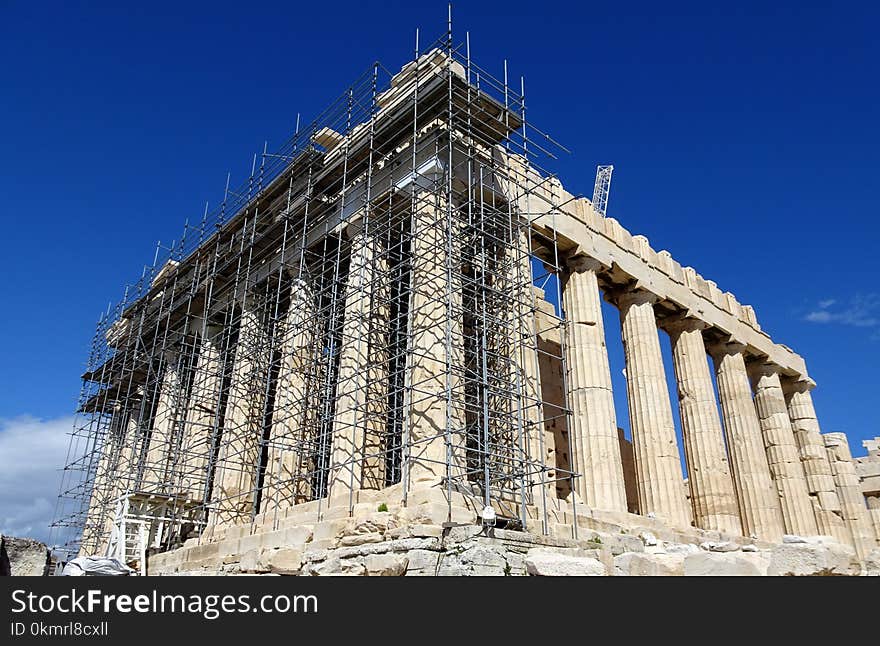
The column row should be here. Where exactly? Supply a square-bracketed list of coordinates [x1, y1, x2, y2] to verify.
[561, 255, 872, 548]
[105, 192, 464, 531]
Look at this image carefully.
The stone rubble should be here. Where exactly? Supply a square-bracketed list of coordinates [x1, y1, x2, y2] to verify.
[148, 501, 879, 577]
[0, 535, 51, 576]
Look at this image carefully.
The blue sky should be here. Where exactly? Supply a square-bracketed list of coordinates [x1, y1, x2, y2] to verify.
[0, 1, 877, 540]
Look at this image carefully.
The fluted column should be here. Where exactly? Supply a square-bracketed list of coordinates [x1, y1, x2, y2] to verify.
[667, 319, 741, 535]
[113, 393, 145, 500]
[80, 407, 125, 555]
[783, 380, 851, 544]
[262, 278, 318, 511]
[178, 325, 224, 501]
[108, 404, 145, 558]
[866, 496, 880, 546]
[617, 288, 690, 527]
[142, 353, 185, 491]
[824, 433, 875, 558]
[405, 190, 465, 488]
[211, 302, 270, 526]
[509, 228, 551, 512]
[362, 251, 390, 492]
[749, 363, 818, 537]
[562, 256, 627, 512]
[328, 220, 388, 499]
[709, 342, 783, 541]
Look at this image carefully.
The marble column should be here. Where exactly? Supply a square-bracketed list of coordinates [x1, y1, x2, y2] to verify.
[211, 302, 270, 526]
[709, 342, 783, 541]
[749, 363, 818, 537]
[562, 256, 627, 512]
[510, 228, 552, 512]
[667, 319, 741, 535]
[112, 394, 145, 501]
[80, 408, 125, 555]
[261, 278, 318, 511]
[783, 381, 851, 544]
[617, 288, 690, 527]
[824, 433, 875, 558]
[362, 251, 390, 492]
[866, 496, 880, 546]
[328, 221, 388, 499]
[142, 354, 185, 491]
[405, 190, 465, 488]
[178, 325, 225, 501]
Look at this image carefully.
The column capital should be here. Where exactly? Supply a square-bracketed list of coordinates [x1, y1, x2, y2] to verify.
[745, 359, 782, 380]
[781, 377, 816, 395]
[612, 285, 658, 310]
[823, 432, 848, 448]
[662, 314, 709, 337]
[344, 214, 365, 238]
[564, 253, 605, 274]
[706, 338, 747, 360]
[239, 289, 263, 312]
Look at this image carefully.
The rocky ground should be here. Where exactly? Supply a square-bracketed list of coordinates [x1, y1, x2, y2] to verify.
[148, 511, 880, 576]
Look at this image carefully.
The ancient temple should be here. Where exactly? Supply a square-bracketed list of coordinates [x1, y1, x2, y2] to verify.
[51, 36, 879, 576]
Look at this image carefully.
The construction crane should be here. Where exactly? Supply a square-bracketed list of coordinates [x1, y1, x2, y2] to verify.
[592, 164, 614, 216]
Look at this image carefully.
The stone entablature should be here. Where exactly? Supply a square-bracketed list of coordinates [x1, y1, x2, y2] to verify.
[505, 156, 809, 382]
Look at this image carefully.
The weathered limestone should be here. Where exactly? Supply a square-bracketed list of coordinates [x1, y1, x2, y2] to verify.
[178, 327, 224, 500]
[666, 319, 741, 535]
[824, 433, 875, 559]
[855, 437, 880, 545]
[683, 551, 770, 576]
[211, 303, 270, 526]
[405, 190, 465, 488]
[749, 363, 818, 537]
[613, 551, 685, 576]
[328, 221, 389, 500]
[1, 537, 50, 576]
[562, 256, 627, 512]
[783, 381, 850, 544]
[617, 288, 690, 528]
[867, 497, 880, 546]
[709, 342, 783, 541]
[767, 538, 862, 576]
[263, 278, 319, 510]
[526, 551, 607, 576]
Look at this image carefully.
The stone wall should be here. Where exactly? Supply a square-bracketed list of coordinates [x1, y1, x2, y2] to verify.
[148, 516, 879, 577]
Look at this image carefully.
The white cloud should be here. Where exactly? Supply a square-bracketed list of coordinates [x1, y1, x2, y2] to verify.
[805, 310, 833, 323]
[804, 294, 880, 330]
[0, 415, 73, 545]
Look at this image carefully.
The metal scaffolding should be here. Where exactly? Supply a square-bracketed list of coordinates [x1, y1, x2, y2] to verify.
[50, 23, 582, 562]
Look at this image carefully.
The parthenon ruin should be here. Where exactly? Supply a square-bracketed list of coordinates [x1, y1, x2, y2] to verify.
[52, 31, 880, 575]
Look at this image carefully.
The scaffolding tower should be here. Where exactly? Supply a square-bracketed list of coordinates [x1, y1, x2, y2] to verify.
[50, 25, 583, 561]
[592, 165, 613, 217]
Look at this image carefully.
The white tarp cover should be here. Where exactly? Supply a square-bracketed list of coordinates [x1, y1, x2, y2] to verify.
[61, 556, 136, 576]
